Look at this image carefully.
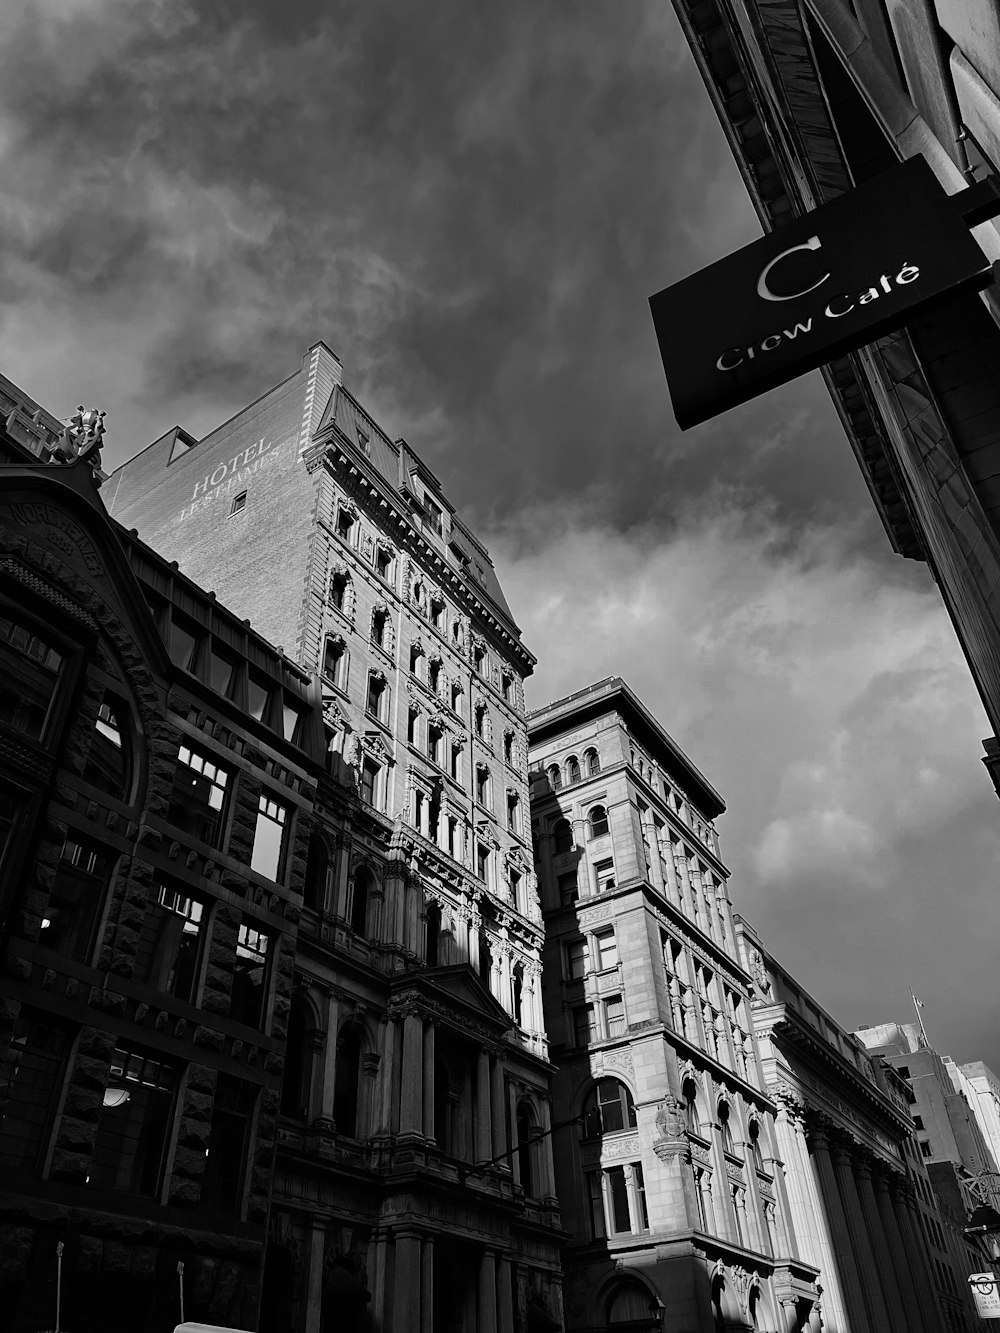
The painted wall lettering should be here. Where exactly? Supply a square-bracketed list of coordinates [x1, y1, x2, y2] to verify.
[177, 435, 295, 521]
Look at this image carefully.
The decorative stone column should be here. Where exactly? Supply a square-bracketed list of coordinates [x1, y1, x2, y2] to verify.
[314, 987, 342, 1127]
[539, 1095, 557, 1198]
[806, 1119, 872, 1332]
[478, 1249, 498, 1333]
[393, 1232, 423, 1332]
[872, 1166, 924, 1333]
[421, 1235, 434, 1333]
[422, 1019, 435, 1143]
[830, 1134, 891, 1333]
[476, 1046, 493, 1163]
[399, 1009, 424, 1137]
[854, 1154, 907, 1333]
[891, 1179, 943, 1332]
[305, 1221, 327, 1333]
[376, 1014, 397, 1136]
[496, 1254, 514, 1332]
[490, 1052, 507, 1161]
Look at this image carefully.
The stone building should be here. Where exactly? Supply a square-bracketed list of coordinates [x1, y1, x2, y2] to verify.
[0, 383, 321, 1332]
[528, 678, 820, 1333]
[666, 0, 1000, 789]
[739, 918, 976, 1333]
[105, 345, 565, 1332]
[945, 1057, 1000, 1196]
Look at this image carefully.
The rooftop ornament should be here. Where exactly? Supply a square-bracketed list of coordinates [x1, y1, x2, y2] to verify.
[50, 405, 106, 471]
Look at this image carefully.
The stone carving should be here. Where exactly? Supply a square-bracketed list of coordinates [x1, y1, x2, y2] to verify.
[602, 1135, 639, 1159]
[656, 1094, 685, 1140]
[602, 1049, 634, 1077]
[50, 405, 106, 468]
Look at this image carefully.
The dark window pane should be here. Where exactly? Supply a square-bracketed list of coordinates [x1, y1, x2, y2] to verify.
[247, 673, 272, 723]
[231, 922, 270, 1028]
[168, 618, 199, 672]
[168, 746, 228, 846]
[0, 612, 63, 739]
[0, 1014, 68, 1175]
[607, 1165, 631, 1233]
[135, 883, 205, 1003]
[202, 1074, 254, 1212]
[38, 838, 113, 962]
[89, 1047, 176, 1196]
[332, 1027, 362, 1138]
[209, 648, 236, 697]
[82, 695, 132, 800]
[251, 794, 287, 880]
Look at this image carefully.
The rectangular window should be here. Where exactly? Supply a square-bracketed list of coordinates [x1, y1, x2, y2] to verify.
[477, 842, 490, 882]
[594, 928, 618, 972]
[595, 859, 616, 894]
[201, 1074, 255, 1213]
[606, 1165, 632, 1233]
[168, 746, 229, 847]
[231, 921, 271, 1029]
[281, 698, 304, 743]
[208, 645, 237, 698]
[574, 1005, 596, 1048]
[558, 872, 578, 905]
[450, 745, 461, 781]
[168, 614, 201, 673]
[360, 757, 379, 808]
[39, 837, 112, 962]
[566, 937, 589, 980]
[247, 672, 273, 723]
[251, 793, 287, 881]
[0, 611, 64, 740]
[634, 1163, 649, 1230]
[89, 1046, 177, 1197]
[0, 1012, 68, 1175]
[135, 882, 205, 1003]
[604, 995, 625, 1038]
[229, 491, 247, 516]
[587, 1171, 606, 1240]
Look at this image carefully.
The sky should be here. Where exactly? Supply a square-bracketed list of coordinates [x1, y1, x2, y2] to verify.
[2, 0, 997, 1071]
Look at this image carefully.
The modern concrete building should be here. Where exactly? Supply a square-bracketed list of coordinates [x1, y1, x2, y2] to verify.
[667, 0, 1000, 790]
[528, 679, 820, 1333]
[739, 924, 978, 1333]
[103, 345, 565, 1332]
[854, 1021, 992, 1329]
[0, 385, 322, 1332]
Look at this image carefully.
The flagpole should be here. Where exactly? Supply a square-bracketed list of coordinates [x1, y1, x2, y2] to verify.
[911, 990, 930, 1048]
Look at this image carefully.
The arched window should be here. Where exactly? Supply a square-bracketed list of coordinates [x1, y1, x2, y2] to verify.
[546, 764, 562, 791]
[280, 996, 312, 1119]
[506, 790, 520, 834]
[719, 1101, 736, 1156]
[302, 831, 329, 912]
[683, 1078, 699, 1134]
[426, 901, 441, 967]
[332, 1024, 363, 1139]
[450, 680, 462, 712]
[583, 1078, 637, 1137]
[565, 755, 581, 785]
[409, 642, 425, 679]
[351, 868, 375, 936]
[588, 805, 609, 839]
[553, 819, 573, 856]
[516, 1100, 535, 1196]
[83, 693, 132, 801]
[607, 1283, 657, 1325]
[585, 748, 600, 776]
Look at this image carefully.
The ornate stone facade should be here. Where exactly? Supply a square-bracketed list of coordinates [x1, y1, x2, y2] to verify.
[529, 679, 819, 1333]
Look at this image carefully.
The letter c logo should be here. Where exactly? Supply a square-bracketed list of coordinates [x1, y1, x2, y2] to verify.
[757, 235, 829, 303]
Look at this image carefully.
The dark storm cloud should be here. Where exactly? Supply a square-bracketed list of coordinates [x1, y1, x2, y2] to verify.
[0, 0, 872, 541]
[1, 1, 997, 1070]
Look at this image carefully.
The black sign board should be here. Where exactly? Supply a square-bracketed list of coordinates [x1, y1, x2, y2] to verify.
[650, 156, 995, 430]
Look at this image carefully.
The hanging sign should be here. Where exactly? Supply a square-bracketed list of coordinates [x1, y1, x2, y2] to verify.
[969, 1273, 1000, 1319]
[649, 155, 995, 430]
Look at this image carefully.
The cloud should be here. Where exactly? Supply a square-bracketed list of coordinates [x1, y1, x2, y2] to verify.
[489, 494, 998, 1062]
